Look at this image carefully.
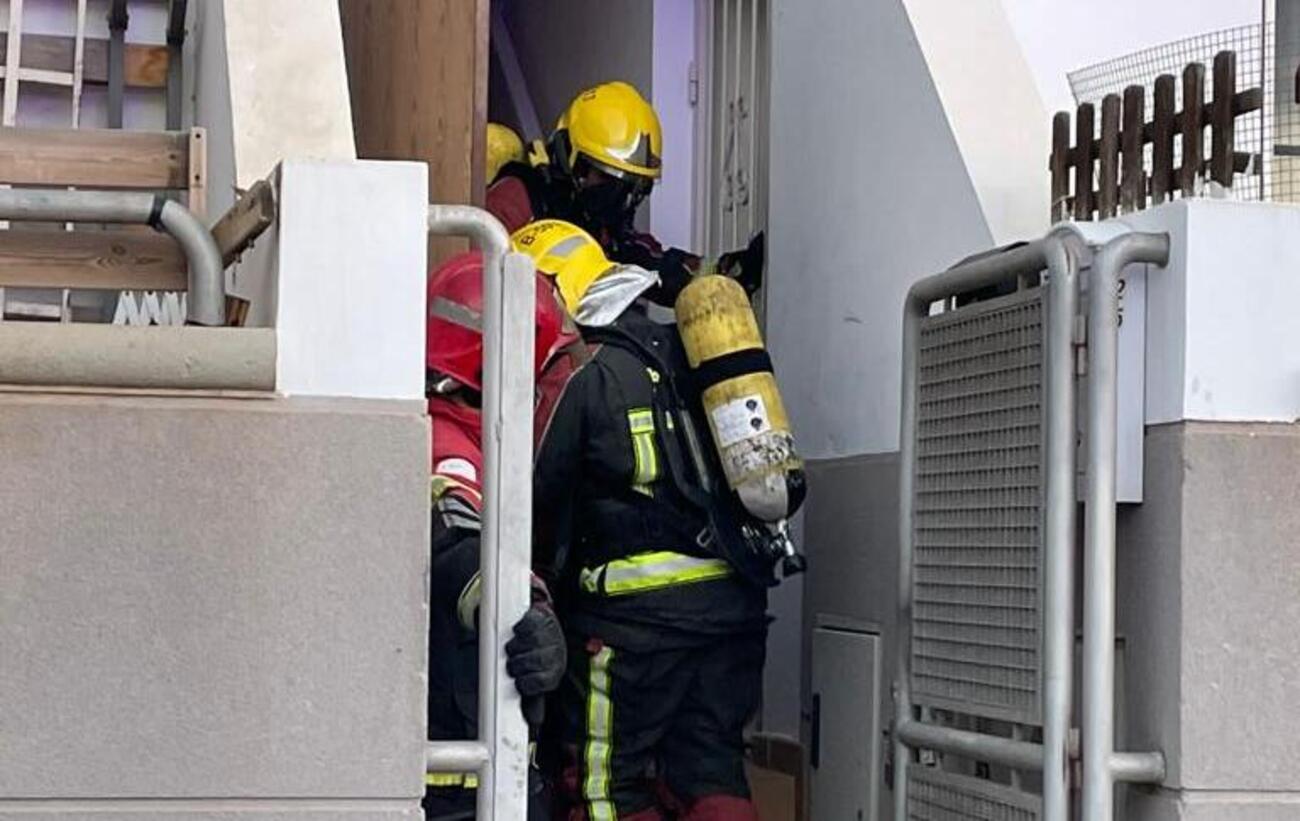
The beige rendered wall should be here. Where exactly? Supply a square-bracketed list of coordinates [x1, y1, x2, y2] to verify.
[0, 391, 429, 819]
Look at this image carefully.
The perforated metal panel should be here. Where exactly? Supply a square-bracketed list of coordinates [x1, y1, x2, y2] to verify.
[911, 289, 1045, 723]
[908, 768, 1041, 821]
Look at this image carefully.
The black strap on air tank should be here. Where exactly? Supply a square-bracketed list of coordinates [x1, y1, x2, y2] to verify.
[693, 348, 773, 388]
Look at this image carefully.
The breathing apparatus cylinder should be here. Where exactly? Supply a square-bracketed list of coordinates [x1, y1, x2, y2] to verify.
[675, 275, 806, 525]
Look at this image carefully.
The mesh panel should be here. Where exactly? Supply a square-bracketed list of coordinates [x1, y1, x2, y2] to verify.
[908, 767, 1041, 821]
[1067, 20, 1300, 204]
[911, 290, 1044, 723]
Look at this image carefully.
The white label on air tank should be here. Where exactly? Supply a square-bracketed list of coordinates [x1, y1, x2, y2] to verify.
[711, 394, 771, 447]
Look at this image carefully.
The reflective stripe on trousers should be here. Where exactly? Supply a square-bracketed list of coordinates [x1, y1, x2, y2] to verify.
[579, 550, 733, 596]
[584, 645, 616, 821]
[426, 772, 479, 789]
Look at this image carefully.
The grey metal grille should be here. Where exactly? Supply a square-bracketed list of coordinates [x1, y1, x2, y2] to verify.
[908, 767, 1041, 821]
[911, 290, 1045, 723]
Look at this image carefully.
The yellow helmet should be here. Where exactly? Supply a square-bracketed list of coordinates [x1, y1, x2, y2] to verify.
[554, 81, 662, 181]
[486, 122, 525, 183]
[511, 220, 613, 314]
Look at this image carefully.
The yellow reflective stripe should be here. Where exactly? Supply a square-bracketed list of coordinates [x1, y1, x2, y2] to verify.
[584, 646, 616, 821]
[426, 772, 479, 789]
[431, 474, 481, 504]
[582, 551, 733, 596]
[627, 407, 658, 488]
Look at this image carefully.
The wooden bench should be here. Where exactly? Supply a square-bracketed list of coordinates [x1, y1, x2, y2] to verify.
[0, 126, 206, 311]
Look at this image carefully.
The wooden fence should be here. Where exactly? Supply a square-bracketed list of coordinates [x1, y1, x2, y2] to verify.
[1050, 50, 1263, 222]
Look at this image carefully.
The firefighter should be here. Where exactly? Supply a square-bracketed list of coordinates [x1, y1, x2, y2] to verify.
[487, 122, 526, 185]
[486, 80, 764, 307]
[424, 251, 579, 821]
[516, 220, 777, 821]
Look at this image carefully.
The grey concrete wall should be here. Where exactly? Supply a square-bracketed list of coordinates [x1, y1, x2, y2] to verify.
[1120, 422, 1300, 820]
[0, 392, 428, 819]
[801, 452, 899, 819]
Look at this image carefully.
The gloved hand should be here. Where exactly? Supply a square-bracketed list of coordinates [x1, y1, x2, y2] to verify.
[717, 230, 765, 296]
[506, 594, 566, 728]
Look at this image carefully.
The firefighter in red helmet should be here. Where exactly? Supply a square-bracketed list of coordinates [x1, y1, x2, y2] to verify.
[423, 251, 580, 821]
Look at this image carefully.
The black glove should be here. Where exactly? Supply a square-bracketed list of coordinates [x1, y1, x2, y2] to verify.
[506, 601, 566, 728]
[718, 230, 765, 296]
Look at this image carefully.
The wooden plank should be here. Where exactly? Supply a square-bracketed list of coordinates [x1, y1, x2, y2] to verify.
[1098, 94, 1121, 218]
[339, 0, 488, 268]
[1152, 74, 1176, 204]
[0, 128, 189, 188]
[0, 228, 186, 291]
[1211, 51, 1236, 187]
[0, 33, 169, 88]
[1050, 111, 1070, 223]
[1073, 102, 1095, 220]
[188, 127, 207, 219]
[1120, 85, 1145, 213]
[1180, 62, 1205, 197]
[212, 177, 276, 267]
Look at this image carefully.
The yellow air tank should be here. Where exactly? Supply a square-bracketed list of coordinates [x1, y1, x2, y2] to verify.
[675, 275, 805, 522]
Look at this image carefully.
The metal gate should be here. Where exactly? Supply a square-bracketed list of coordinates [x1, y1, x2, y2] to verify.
[893, 225, 1170, 821]
[696, 0, 768, 258]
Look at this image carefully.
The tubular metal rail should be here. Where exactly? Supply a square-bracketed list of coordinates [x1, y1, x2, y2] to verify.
[0, 188, 226, 326]
[425, 205, 536, 821]
[893, 224, 1170, 821]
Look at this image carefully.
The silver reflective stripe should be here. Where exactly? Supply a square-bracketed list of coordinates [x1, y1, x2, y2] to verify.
[584, 646, 616, 821]
[430, 295, 483, 332]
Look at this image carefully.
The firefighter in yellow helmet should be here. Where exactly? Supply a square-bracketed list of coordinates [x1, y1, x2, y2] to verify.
[515, 219, 799, 821]
[486, 122, 526, 185]
[487, 81, 764, 307]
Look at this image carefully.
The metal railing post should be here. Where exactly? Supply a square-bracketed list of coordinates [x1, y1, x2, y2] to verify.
[0, 188, 225, 325]
[426, 205, 535, 821]
[1042, 231, 1083, 821]
[1081, 230, 1170, 821]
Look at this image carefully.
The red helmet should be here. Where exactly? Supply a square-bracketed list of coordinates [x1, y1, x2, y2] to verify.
[426, 251, 576, 392]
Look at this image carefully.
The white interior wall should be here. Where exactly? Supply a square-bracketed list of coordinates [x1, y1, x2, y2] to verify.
[651, 0, 696, 250]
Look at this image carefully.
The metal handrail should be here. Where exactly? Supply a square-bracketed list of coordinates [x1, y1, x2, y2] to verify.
[0, 188, 225, 326]
[893, 224, 1168, 821]
[425, 205, 535, 821]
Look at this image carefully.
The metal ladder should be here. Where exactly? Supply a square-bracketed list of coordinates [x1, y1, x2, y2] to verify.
[892, 222, 1170, 821]
[425, 205, 536, 821]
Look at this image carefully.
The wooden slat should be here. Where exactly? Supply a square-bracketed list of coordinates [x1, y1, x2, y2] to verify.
[1073, 102, 1095, 220]
[212, 178, 276, 267]
[0, 33, 168, 88]
[0, 228, 185, 291]
[0, 127, 189, 188]
[1152, 74, 1176, 204]
[1120, 85, 1145, 213]
[1098, 94, 1121, 218]
[1050, 112, 1070, 223]
[1180, 62, 1205, 197]
[1211, 51, 1236, 187]
[188, 127, 207, 219]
